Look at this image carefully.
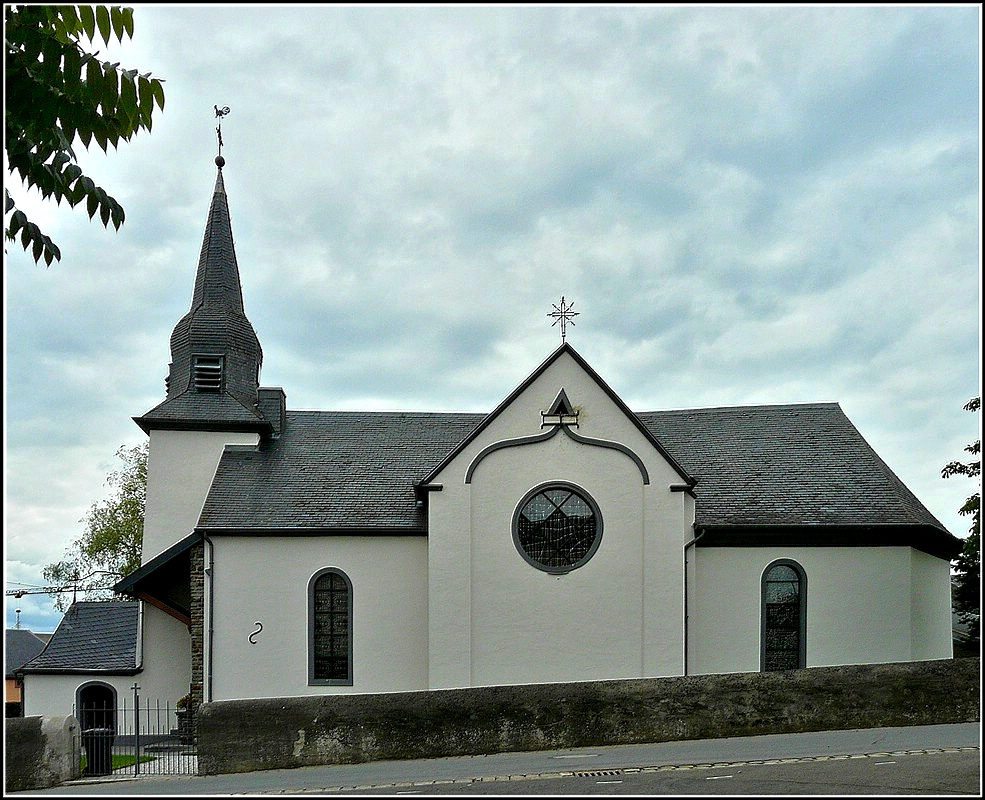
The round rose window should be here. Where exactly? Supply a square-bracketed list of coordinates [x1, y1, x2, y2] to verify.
[513, 483, 602, 573]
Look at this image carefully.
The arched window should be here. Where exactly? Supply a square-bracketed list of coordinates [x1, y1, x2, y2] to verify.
[308, 568, 352, 685]
[761, 560, 806, 671]
[76, 682, 117, 732]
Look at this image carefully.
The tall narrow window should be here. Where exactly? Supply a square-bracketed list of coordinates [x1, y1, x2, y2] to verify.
[761, 560, 806, 671]
[309, 568, 352, 685]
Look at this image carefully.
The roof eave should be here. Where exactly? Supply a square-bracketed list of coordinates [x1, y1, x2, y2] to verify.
[694, 522, 963, 561]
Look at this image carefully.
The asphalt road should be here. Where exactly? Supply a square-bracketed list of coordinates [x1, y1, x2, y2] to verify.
[15, 723, 980, 796]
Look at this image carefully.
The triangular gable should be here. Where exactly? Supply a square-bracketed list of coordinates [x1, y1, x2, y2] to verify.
[420, 342, 695, 487]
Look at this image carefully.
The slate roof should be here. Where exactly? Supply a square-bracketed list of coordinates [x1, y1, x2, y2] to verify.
[637, 403, 946, 529]
[5, 629, 47, 678]
[17, 602, 139, 674]
[199, 411, 484, 531]
[136, 386, 269, 432]
[196, 402, 956, 558]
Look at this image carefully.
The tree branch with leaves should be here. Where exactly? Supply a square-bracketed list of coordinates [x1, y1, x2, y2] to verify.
[5, 5, 165, 266]
[42, 441, 147, 611]
[942, 396, 980, 650]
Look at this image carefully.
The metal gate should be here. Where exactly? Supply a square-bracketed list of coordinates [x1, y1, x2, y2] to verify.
[75, 689, 197, 777]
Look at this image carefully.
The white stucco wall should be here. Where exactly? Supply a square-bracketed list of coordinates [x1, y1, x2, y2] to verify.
[142, 429, 259, 562]
[135, 603, 192, 705]
[204, 535, 428, 701]
[428, 350, 693, 689]
[23, 674, 134, 730]
[687, 546, 954, 675]
[909, 548, 954, 660]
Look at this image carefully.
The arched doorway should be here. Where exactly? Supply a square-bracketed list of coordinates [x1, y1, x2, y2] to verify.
[76, 682, 117, 731]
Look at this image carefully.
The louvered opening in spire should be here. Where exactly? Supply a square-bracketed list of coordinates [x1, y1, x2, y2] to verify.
[193, 354, 224, 392]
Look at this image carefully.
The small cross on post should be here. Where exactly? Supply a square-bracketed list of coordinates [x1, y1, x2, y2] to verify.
[548, 296, 579, 343]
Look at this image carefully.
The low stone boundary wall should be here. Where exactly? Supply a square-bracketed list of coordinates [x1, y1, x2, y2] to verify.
[197, 658, 980, 775]
[5, 715, 81, 792]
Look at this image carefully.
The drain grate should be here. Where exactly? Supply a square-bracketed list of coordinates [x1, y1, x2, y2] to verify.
[574, 769, 625, 778]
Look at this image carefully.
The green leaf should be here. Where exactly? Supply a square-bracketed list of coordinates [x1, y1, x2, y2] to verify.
[96, 5, 111, 47]
[9, 209, 28, 236]
[86, 54, 102, 100]
[79, 5, 96, 40]
[118, 71, 138, 125]
[110, 6, 125, 42]
[121, 7, 134, 39]
[59, 5, 81, 36]
[152, 79, 166, 111]
[137, 75, 154, 121]
[64, 164, 83, 183]
[111, 201, 125, 229]
[43, 237, 61, 266]
[100, 61, 118, 117]
[62, 44, 82, 95]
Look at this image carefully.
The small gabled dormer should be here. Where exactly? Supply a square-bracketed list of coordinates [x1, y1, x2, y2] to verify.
[541, 387, 580, 427]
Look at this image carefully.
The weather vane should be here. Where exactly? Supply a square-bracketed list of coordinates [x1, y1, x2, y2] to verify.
[214, 105, 230, 160]
[548, 296, 579, 343]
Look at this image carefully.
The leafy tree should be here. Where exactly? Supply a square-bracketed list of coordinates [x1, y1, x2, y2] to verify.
[942, 396, 980, 649]
[42, 441, 147, 610]
[5, 5, 165, 266]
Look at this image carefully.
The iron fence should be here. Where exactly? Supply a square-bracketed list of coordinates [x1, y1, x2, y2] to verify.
[75, 692, 197, 777]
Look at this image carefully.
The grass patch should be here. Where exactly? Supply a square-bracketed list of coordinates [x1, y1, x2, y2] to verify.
[81, 753, 156, 774]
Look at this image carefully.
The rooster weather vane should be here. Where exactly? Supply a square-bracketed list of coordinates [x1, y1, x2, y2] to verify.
[214, 105, 230, 164]
[548, 296, 579, 343]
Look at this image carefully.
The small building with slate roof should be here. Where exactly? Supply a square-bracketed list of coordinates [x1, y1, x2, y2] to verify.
[21, 155, 964, 722]
[6, 628, 48, 714]
[16, 602, 144, 726]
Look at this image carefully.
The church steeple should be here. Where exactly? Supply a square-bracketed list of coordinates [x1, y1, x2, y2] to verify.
[135, 155, 269, 434]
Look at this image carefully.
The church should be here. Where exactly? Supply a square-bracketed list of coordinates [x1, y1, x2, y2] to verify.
[20, 154, 962, 721]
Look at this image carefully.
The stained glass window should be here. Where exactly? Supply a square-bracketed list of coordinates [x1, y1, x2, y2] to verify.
[762, 561, 805, 671]
[310, 569, 352, 684]
[514, 484, 601, 573]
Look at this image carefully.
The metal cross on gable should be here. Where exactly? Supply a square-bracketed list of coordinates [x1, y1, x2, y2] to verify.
[548, 296, 579, 343]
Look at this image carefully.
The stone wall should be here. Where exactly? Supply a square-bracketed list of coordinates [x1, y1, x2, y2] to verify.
[197, 657, 980, 775]
[189, 539, 205, 713]
[5, 715, 81, 792]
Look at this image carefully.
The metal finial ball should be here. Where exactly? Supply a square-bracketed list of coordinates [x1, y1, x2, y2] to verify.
[215, 155, 225, 168]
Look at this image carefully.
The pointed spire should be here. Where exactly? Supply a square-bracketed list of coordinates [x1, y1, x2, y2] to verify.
[135, 155, 266, 432]
[187, 161, 246, 316]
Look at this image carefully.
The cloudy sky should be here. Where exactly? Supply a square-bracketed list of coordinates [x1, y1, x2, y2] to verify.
[4, 4, 981, 633]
